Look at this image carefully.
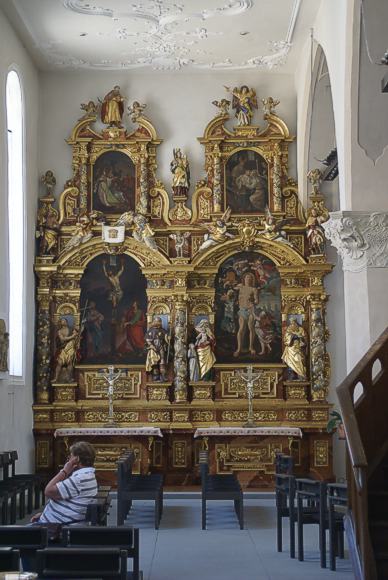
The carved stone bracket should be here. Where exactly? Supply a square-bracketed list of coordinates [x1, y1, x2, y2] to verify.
[323, 211, 388, 272]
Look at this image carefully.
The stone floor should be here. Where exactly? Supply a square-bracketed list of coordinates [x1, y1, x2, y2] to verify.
[108, 495, 355, 580]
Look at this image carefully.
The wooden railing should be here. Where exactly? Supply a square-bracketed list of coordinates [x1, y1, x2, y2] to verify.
[337, 327, 388, 580]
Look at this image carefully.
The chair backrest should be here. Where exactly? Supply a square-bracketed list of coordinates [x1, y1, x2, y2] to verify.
[63, 525, 138, 555]
[36, 547, 127, 579]
[275, 474, 296, 506]
[275, 454, 294, 475]
[327, 483, 348, 507]
[0, 453, 11, 480]
[7, 451, 18, 477]
[0, 525, 48, 549]
[0, 547, 20, 572]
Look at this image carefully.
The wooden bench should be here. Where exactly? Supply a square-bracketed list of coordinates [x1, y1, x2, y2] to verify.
[200, 459, 244, 530]
[0, 547, 20, 572]
[117, 452, 163, 529]
[63, 525, 141, 579]
[36, 547, 128, 579]
[0, 525, 48, 573]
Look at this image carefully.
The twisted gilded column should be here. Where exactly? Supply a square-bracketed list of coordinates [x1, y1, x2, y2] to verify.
[138, 144, 149, 215]
[213, 144, 222, 213]
[35, 269, 54, 403]
[79, 143, 89, 210]
[309, 297, 329, 402]
[272, 143, 282, 212]
[173, 300, 188, 402]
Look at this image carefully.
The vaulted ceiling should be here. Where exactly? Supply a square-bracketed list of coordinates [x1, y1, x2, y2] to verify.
[1, 0, 321, 72]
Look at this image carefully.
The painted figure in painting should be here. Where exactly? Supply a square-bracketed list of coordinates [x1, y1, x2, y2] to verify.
[101, 86, 124, 127]
[188, 343, 200, 382]
[53, 318, 79, 383]
[85, 301, 105, 358]
[234, 272, 259, 358]
[306, 208, 327, 255]
[226, 151, 268, 214]
[145, 317, 169, 382]
[170, 232, 190, 258]
[199, 207, 234, 251]
[117, 301, 146, 356]
[225, 85, 258, 126]
[170, 148, 190, 195]
[254, 309, 276, 355]
[195, 319, 216, 380]
[282, 317, 307, 379]
[103, 258, 125, 309]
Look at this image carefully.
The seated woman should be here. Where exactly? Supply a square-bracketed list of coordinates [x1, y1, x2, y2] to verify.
[32, 441, 98, 525]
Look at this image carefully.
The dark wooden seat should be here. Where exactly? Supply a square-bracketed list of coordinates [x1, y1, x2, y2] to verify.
[63, 525, 140, 579]
[0, 525, 48, 573]
[200, 461, 244, 530]
[327, 482, 347, 571]
[7, 450, 47, 511]
[0, 453, 26, 522]
[275, 473, 296, 558]
[36, 547, 128, 579]
[0, 547, 20, 572]
[86, 494, 111, 526]
[117, 453, 163, 529]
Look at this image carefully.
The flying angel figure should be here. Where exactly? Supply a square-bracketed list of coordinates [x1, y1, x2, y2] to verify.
[128, 101, 147, 122]
[260, 206, 292, 245]
[199, 207, 234, 251]
[212, 98, 231, 116]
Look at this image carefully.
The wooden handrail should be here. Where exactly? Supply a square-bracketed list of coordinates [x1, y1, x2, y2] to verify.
[336, 327, 388, 580]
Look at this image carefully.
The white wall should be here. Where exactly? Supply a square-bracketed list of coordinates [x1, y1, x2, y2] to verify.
[0, 8, 39, 471]
[38, 70, 297, 198]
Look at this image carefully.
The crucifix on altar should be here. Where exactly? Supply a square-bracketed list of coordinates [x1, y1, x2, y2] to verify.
[237, 365, 263, 428]
[100, 365, 122, 427]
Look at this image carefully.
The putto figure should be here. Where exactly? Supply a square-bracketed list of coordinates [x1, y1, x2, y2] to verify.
[145, 317, 169, 382]
[224, 85, 258, 126]
[260, 207, 292, 245]
[63, 211, 103, 252]
[170, 148, 190, 196]
[100, 86, 124, 127]
[199, 207, 234, 251]
[128, 101, 146, 122]
[116, 210, 157, 250]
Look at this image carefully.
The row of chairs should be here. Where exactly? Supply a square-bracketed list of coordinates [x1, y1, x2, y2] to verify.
[117, 451, 163, 529]
[0, 450, 47, 524]
[275, 453, 347, 571]
[0, 525, 141, 579]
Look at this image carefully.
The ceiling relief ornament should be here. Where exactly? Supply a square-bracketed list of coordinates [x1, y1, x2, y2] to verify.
[323, 211, 388, 272]
[51, 0, 300, 71]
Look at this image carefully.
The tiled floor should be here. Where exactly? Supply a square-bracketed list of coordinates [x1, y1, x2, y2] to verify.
[108, 496, 355, 580]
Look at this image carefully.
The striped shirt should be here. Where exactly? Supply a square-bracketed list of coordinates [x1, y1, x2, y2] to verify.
[39, 467, 98, 524]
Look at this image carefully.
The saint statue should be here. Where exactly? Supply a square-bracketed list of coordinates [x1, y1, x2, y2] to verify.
[36, 204, 59, 255]
[306, 208, 327, 255]
[53, 318, 79, 383]
[170, 148, 190, 196]
[281, 317, 307, 379]
[145, 317, 169, 382]
[224, 85, 258, 126]
[187, 343, 200, 382]
[100, 86, 124, 127]
[195, 319, 216, 381]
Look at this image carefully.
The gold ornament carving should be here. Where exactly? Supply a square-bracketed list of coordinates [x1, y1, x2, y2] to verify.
[314, 440, 329, 467]
[286, 410, 308, 421]
[173, 441, 187, 467]
[147, 385, 170, 401]
[172, 410, 189, 423]
[85, 371, 141, 399]
[192, 411, 214, 422]
[36, 440, 50, 469]
[311, 410, 328, 422]
[221, 410, 278, 422]
[220, 370, 278, 399]
[53, 411, 76, 423]
[148, 411, 170, 422]
[216, 442, 282, 473]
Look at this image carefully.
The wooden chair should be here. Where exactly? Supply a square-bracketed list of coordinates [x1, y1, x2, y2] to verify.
[7, 450, 47, 511]
[117, 453, 163, 529]
[296, 479, 327, 567]
[0, 547, 20, 572]
[327, 483, 347, 571]
[63, 525, 140, 580]
[275, 473, 296, 558]
[36, 547, 127, 579]
[200, 461, 244, 530]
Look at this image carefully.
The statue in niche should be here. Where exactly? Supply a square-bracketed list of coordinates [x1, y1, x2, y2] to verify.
[194, 319, 216, 381]
[145, 317, 169, 382]
[100, 86, 124, 127]
[102, 258, 125, 310]
[170, 148, 190, 196]
[306, 208, 327, 255]
[281, 316, 307, 380]
[169, 232, 190, 258]
[116, 211, 157, 250]
[0, 320, 9, 373]
[187, 343, 200, 382]
[224, 85, 258, 126]
[53, 318, 79, 383]
[198, 207, 234, 251]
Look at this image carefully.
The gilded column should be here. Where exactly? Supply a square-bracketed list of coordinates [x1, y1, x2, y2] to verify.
[138, 144, 149, 215]
[273, 143, 282, 212]
[309, 297, 329, 402]
[213, 144, 222, 213]
[79, 143, 89, 210]
[173, 299, 188, 403]
[35, 269, 53, 403]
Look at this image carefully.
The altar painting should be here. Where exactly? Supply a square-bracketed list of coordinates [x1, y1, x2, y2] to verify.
[225, 150, 268, 214]
[92, 151, 136, 214]
[215, 252, 281, 362]
[79, 254, 147, 364]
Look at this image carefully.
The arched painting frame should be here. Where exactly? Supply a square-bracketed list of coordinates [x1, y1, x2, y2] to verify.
[225, 149, 269, 214]
[92, 150, 136, 214]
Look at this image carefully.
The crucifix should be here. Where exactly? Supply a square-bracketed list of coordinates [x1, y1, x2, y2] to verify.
[100, 365, 122, 427]
[237, 365, 263, 428]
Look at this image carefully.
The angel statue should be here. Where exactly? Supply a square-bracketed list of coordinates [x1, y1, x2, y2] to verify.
[262, 97, 280, 116]
[260, 207, 292, 246]
[100, 86, 124, 127]
[198, 207, 234, 251]
[224, 85, 258, 126]
[170, 148, 190, 196]
[170, 232, 190, 258]
[116, 210, 157, 250]
[80, 100, 98, 119]
[212, 98, 231, 116]
[128, 101, 146, 123]
[62, 211, 103, 252]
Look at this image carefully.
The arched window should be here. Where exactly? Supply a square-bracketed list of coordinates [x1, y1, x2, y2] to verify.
[6, 70, 25, 378]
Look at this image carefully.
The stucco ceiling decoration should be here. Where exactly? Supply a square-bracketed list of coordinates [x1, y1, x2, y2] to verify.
[5, 0, 314, 72]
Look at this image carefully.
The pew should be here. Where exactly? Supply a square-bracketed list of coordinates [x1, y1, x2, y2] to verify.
[36, 547, 128, 579]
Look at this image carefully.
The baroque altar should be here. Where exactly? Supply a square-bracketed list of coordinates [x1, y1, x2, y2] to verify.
[33, 86, 333, 488]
